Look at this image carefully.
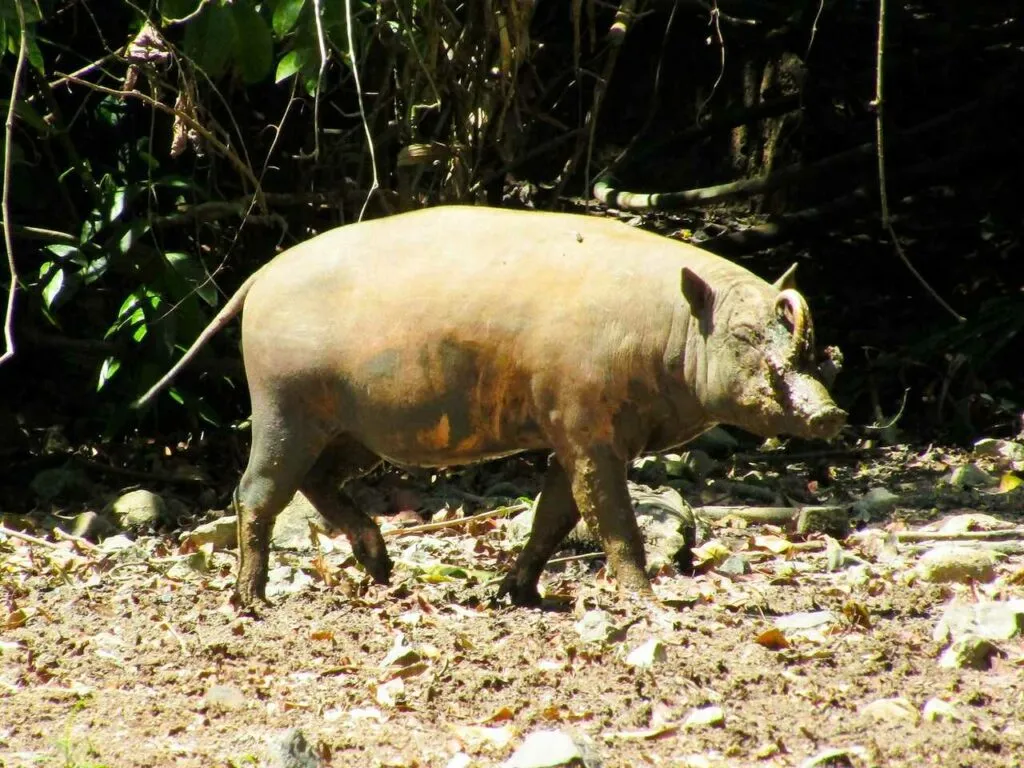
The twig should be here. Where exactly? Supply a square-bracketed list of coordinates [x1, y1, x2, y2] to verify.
[732, 447, 883, 464]
[0, 524, 63, 550]
[69, 455, 207, 486]
[383, 502, 530, 539]
[892, 529, 1024, 543]
[47, 50, 123, 90]
[50, 527, 100, 551]
[547, 552, 605, 567]
[696, 506, 800, 524]
[695, 0, 726, 122]
[873, 0, 963, 323]
[805, 0, 825, 61]
[0, 0, 28, 367]
[311, 0, 329, 161]
[55, 73, 266, 212]
[346, 0, 379, 220]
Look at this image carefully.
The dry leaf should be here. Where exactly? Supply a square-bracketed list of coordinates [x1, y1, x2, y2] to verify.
[755, 628, 789, 650]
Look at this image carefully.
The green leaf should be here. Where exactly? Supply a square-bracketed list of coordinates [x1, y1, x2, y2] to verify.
[39, 261, 64, 310]
[24, 28, 43, 73]
[164, 251, 218, 306]
[183, 2, 238, 80]
[274, 48, 305, 83]
[0, 1, 43, 22]
[231, 3, 273, 84]
[160, 0, 203, 22]
[97, 357, 122, 391]
[272, 0, 306, 37]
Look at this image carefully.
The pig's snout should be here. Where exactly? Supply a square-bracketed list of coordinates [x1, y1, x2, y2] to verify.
[807, 405, 846, 439]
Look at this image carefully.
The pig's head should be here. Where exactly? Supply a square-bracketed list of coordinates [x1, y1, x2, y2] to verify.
[682, 264, 846, 440]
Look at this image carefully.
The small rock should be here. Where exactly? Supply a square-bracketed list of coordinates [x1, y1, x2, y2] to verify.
[937, 513, 1014, 534]
[851, 487, 899, 522]
[575, 610, 616, 645]
[922, 698, 962, 723]
[265, 565, 314, 599]
[933, 600, 1024, 643]
[946, 463, 997, 489]
[683, 706, 725, 729]
[625, 638, 666, 668]
[272, 492, 330, 550]
[265, 728, 322, 768]
[800, 747, 868, 768]
[98, 534, 138, 553]
[973, 438, 1024, 465]
[181, 515, 237, 551]
[502, 729, 598, 768]
[106, 489, 166, 531]
[917, 546, 999, 584]
[797, 506, 851, 538]
[205, 683, 246, 712]
[938, 635, 1002, 670]
[860, 697, 919, 724]
[452, 724, 515, 752]
[631, 485, 697, 570]
[717, 554, 751, 576]
[774, 610, 836, 634]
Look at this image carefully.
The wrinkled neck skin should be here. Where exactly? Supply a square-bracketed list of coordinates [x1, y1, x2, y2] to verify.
[632, 301, 719, 453]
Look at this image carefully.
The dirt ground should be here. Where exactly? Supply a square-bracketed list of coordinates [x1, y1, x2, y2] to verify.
[2, 442, 1024, 768]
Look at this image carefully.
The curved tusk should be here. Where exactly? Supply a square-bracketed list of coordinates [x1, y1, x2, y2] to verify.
[775, 289, 814, 362]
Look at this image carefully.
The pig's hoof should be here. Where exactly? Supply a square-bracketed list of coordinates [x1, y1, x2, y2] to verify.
[494, 576, 542, 607]
[232, 581, 270, 614]
[351, 530, 393, 584]
[355, 550, 393, 585]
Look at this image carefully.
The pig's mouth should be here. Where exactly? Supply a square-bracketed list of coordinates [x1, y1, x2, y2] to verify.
[802, 404, 847, 439]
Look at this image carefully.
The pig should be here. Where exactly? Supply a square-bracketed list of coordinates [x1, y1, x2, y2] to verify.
[135, 205, 846, 608]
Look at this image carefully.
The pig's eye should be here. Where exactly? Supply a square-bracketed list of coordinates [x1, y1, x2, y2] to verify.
[733, 326, 759, 346]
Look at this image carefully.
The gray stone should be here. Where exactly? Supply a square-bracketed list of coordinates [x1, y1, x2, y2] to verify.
[718, 554, 751, 576]
[181, 515, 237, 551]
[272, 492, 330, 550]
[946, 463, 997, 489]
[797, 506, 851, 538]
[205, 683, 246, 712]
[265, 728, 322, 768]
[106, 489, 166, 531]
[503, 729, 600, 768]
[917, 546, 999, 584]
[933, 600, 1024, 643]
[938, 635, 1002, 670]
[575, 610, 616, 645]
[851, 487, 899, 522]
[973, 438, 1024, 465]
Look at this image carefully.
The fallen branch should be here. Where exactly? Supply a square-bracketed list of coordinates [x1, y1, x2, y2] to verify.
[547, 552, 605, 567]
[697, 505, 798, 524]
[0, 524, 63, 550]
[70, 456, 207, 487]
[383, 502, 530, 538]
[893, 528, 1024, 543]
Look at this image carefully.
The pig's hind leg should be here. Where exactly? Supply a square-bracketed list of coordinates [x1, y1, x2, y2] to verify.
[234, 409, 332, 608]
[300, 437, 392, 585]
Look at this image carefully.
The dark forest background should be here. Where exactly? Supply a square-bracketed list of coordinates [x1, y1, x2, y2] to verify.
[0, 0, 1021, 467]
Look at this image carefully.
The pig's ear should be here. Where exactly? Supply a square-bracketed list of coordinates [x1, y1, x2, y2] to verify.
[681, 267, 713, 315]
[772, 263, 798, 291]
